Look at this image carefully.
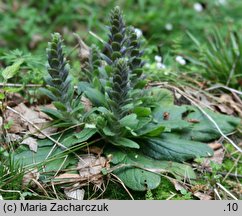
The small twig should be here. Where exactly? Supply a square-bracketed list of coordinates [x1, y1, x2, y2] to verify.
[45, 132, 64, 160]
[166, 192, 176, 200]
[216, 183, 238, 200]
[223, 154, 241, 181]
[89, 31, 105, 44]
[0, 189, 24, 200]
[51, 182, 59, 199]
[214, 188, 222, 200]
[54, 155, 68, 177]
[0, 83, 42, 88]
[206, 84, 242, 95]
[31, 179, 49, 197]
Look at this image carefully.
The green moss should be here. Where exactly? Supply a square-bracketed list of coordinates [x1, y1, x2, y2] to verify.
[151, 177, 193, 200]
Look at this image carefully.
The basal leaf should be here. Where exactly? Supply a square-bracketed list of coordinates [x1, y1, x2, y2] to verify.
[106, 148, 196, 191]
[14, 145, 76, 172]
[119, 114, 139, 130]
[152, 88, 174, 106]
[141, 133, 213, 162]
[133, 106, 151, 117]
[41, 107, 63, 120]
[152, 105, 191, 131]
[84, 87, 107, 107]
[62, 127, 97, 147]
[110, 137, 140, 149]
[136, 122, 165, 137]
[184, 106, 241, 142]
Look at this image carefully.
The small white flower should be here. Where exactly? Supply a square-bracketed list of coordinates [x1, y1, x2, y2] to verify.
[135, 155, 138, 159]
[193, 3, 203, 12]
[175, 55, 186, 65]
[216, 0, 227, 5]
[144, 63, 151, 68]
[156, 62, 166, 69]
[134, 28, 143, 38]
[165, 23, 173, 31]
[155, 55, 162, 62]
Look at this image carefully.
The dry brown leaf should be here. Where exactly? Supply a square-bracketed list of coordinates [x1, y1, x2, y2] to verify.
[218, 94, 242, 117]
[5, 103, 57, 138]
[213, 104, 234, 115]
[22, 168, 40, 187]
[208, 142, 222, 150]
[64, 188, 85, 200]
[55, 173, 80, 180]
[6, 92, 24, 107]
[194, 191, 212, 200]
[82, 146, 103, 155]
[200, 148, 225, 171]
[54, 173, 81, 185]
[77, 154, 109, 187]
[21, 137, 38, 152]
[169, 179, 188, 191]
[6, 133, 22, 142]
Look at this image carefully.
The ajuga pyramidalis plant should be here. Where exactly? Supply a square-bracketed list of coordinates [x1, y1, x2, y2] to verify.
[37, 7, 241, 192]
[40, 33, 84, 127]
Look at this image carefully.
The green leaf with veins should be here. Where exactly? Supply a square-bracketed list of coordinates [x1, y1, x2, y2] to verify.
[110, 137, 140, 149]
[106, 147, 196, 191]
[140, 133, 213, 162]
[14, 145, 77, 173]
[183, 106, 241, 142]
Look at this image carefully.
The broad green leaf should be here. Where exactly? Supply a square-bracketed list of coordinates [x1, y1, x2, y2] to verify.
[184, 106, 241, 142]
[2, 59, 24, 80]
[107, 149, 160, 191]
[152, 105, 191, 131]
[14, 145, 77, 172]
[53, 101, 67, 111]
[119, 114, 139, 129]
[133, 106, 151, 117]
[77, 81, 91, 94]
[84, 87, 107, 107]
[150, 87, 174, 106]
[141, 133, 213, 162]
[168, 162, 196, 181]
[136, 122, 165, 137]
[102, 126, 116, 136]
[106, 148, 196, 191]
[110, 137, 140, 149]
[41, 107, 63, 120]
[62, 128, 97, 147]
[39, 88, 57, 101]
